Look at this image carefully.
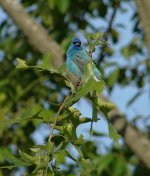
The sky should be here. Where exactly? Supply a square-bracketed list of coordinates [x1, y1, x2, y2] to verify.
[0, 0, 149, 153]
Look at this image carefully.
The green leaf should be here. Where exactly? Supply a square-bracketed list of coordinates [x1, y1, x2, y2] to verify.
[79, 117, 91, 124]
[54, 150, 66, 164]
[19, 151, 36, 164]
[82, 31, 107, 52]
[108, 121, 121, 144]
[83, 60, 94, 82]
[65, 80, 75, 93]
[38, 108, 54, 122]
[16, 58, 28, 69]
[100, 102, 120, 144]
[97, 154, 114, 174]
[31, 155, 49, 174]
[58, 63, 67, 75]
[107, 68, 119, 87]
[91, 32, 103, 40]
[111, 156, 129, 176]
[31, 143, 54, 154]
[64, 123, 75, 138]
[38, 53, 58, 73]
[121, 38, 140, 59]
[127, 91, 142, 107]
[92, 102, 97, 123]
[97, 99, 119, 143]
[78, 158, 97, 175]
[0, 93, 6, 102]
[104, 46, 114, 56]
[51, 135, 66, 146]
[97, 99, 115, 114]
[91, 131, 108, 137]
[65, 79, 104, 106]
[121, 47, 131, 59]
[0, 148, 32, 167]
[111, 29, 119, 43]
[82, 31, 103, 41]
[8, 104, 42, 125]
[55, 0, 70, 13]
[65, 150, 76, 162]
[0, 165, 18, 169]
[73, 135, 85, 145]
[91, 97, 98, 134]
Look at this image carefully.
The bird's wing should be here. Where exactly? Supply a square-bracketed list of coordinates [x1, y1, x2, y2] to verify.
[73, 50, 90, 74]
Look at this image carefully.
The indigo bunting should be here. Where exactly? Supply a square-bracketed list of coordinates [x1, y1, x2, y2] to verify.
[66, 37, 102, 81]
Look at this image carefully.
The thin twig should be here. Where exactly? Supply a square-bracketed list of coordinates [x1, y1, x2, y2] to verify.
[97, 6, 118, 66]
[49, 96, 69, 141]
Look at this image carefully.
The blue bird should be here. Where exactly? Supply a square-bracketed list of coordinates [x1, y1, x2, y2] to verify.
[66, 37, 102, 81]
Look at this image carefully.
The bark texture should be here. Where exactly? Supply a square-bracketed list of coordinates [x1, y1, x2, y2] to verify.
[0, 0, 150, 169]
[136, 0, 150, 55]
[109, 109, 150, 169]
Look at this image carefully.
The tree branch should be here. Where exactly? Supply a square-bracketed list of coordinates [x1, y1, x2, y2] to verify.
[0, 0, 63, 69]
[97, 6, 117, 65]
[136, 0, 150, 56]
[108, 101, 150, 169]
[1, 0, 150, 169]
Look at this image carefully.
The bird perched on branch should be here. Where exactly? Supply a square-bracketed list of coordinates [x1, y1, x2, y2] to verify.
[66, 37, 102, 82]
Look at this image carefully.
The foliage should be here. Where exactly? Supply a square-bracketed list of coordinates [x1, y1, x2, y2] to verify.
[0, 36, 121, 175]
[0, 0, 150, 175]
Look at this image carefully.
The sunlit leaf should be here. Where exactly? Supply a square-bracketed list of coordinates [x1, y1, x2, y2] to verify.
[16, 58, 28, 69]
[54, 150, 66, 164]
[97, 99, 115, 114]
[38, 53, 58, 73]
[79, 117, 91, 124]
[65, 80, 75, 93]
[65, 79, 104, 106]
[73, 135, 84, 145]
[38, 108, 54, 122]
[108, 121, 121, 144]
[0, 148, 32, 167]
[19, 150, 36, 164]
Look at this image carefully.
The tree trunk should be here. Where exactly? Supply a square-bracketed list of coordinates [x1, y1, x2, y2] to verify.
[0, 0, 63, 69]
[136, 0, 150, 55]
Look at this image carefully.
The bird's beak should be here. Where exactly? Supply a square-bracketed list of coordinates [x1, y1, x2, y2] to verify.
[75, 42, 80, 46]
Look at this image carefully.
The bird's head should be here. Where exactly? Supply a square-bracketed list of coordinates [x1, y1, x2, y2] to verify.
[72, 37, 82, 50]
